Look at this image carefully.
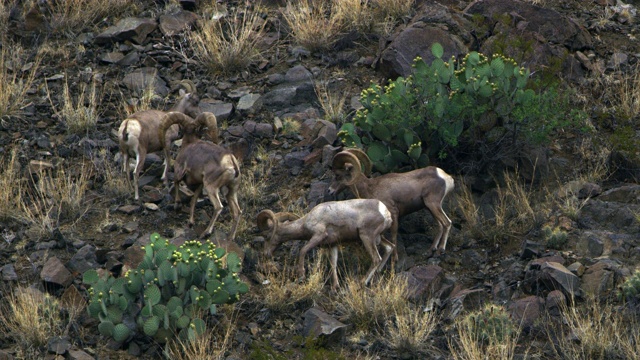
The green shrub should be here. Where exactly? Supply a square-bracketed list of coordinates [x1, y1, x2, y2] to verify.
[338, 43, 585, 173]
[465, 303, 515, 343]
[619, 270, 640, 303]
[542, 225, 568, 250]
[83, 233, 249, 344]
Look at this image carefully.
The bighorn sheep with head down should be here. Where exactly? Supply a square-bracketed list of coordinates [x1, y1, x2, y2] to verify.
[257, 198, 395, 290]
[329, 148, 454, 258]
[118, 83, 201, 200]
[158, 112, 241, 240]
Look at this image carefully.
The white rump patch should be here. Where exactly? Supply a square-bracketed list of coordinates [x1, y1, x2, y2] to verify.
[378, 201, 392, 227]
[437, 167, 455, 194]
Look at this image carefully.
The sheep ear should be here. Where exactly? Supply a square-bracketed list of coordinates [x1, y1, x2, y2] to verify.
[179, 88, 186, 97]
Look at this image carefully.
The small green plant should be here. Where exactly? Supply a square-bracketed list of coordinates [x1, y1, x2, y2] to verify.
[339, 43, 585, 173]
[619, 270, 640, 303]
[465, 303, 515, 343]
[542, 225, 568, 250]
[83, 233, 249, 345]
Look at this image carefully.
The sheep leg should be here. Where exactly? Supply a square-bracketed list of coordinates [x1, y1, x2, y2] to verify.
[390, 216, 400, 262]
[424, 197, 452, 255]
[201, 184, 223, 239]
[133, 149, 147, 201]
[377, 236, 394, 273]
[360, 233, 382, 286]
[224, 185, 241, 241]
[297, 233, 326, 283]
[329, 246, 340, 290]
[161, 147, 171, 187]
[189, 184, 203, 227]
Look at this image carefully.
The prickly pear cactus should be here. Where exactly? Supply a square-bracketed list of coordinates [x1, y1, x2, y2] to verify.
[465, 303, 515, 343]
[83, 233, 249, 345]
[619, 270, 640, 303]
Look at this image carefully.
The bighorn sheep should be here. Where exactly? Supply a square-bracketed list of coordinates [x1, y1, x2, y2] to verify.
[158, 112, 241, 240]
[329, 148, 454, 258]
[118, 85, 201, 200]
[257, 199, 395, 289]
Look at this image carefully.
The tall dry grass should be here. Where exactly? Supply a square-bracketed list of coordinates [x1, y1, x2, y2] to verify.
[337, 272, 409, 331]
[164, 309, 238, 360]
[387, 305, 439, 356]
[548, 299, 640, 359]
[0, 147, 24, 222]
[0, 46, 40, 122]
[41, 0, 134, 35]
[191, 6, 268, 75]
[258, 252, 327, 313]
[48, 76, 100, 135]
[282, 0, 340, 53]
[314, 79, 349, 123]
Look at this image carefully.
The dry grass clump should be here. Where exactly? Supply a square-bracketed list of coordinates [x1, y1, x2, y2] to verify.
[0, 287, 66, 349]
[387, 305, 439, 356]
[22, 163, 91, 237]
[39, 0, 134, 36]
[456, 170, 545, 244]
[337, 272, 409, 331]
[164, 311, 237, 360]
[191, 6, 268, 75]
[0, 147, 24, 222]
[449, 304, 524, 360]
[371, 0, 414, 23]
[0, 46, 40, 122]
[258, 253, 327, 313]
[548, 299, 640, 360]
[331, 0, 375, 34]
[314, 79, 349, 123]
[48, 77, 100, 135]
[91, 148, 130, 201]
[282, 0, 340, 53]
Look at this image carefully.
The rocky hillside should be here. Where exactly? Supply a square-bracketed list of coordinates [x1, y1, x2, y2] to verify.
[1, 0, 640, 359]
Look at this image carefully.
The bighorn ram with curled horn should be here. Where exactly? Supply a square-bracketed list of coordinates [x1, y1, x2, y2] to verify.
[158, 112, 241, 240]
[118, 80, 201, 200]
[329, 148, 454, 258]
[257, 199, 395, 289]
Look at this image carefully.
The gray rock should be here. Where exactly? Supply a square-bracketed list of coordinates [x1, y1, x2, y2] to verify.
[237, 93, 263, 114]
[95, 17, 157, 45]
[401, 265, 445, 301]
[302, 307, 348, 342]
[67, 349, 95, 360]
[581, 260, 619, 299]
[122, 67, 169, 97]
[159, 10, 199, 36]
[539, 261, 581, 298]
[199, 101, 234, 121]
[41, 257, 74, 287]
[508, 295, 544, 328]
[446, 288, 487, 321]
[47, 336, 71, 355]
[1, 264, 18, 281]
[285, 65, 313, 82]
[67, 244, 98, 274]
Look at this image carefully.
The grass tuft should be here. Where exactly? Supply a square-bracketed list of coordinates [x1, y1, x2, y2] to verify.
[282, 0, 340, 53]
[0, 46, 40, 122]
[191, 6, 268, 75]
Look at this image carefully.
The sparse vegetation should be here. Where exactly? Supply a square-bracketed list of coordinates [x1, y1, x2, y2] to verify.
[315, 79, 349, 123]
[387, 305, 439, 356]
[282, 0, 340, 53]
[40, 0, 134, 36]
[191, 6, 268, 75]
[48, 76, 100, 135]
[0, 46, 40, 122]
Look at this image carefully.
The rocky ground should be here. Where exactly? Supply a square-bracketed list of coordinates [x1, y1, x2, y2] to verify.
[1, 0, 640, 359]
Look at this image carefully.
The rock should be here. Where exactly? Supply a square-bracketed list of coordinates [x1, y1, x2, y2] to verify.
[67, 349, 95, 360]
[95, 17, 157, 45]
[598, 185, 640, 203]
[47, 336, 71, 355]
[377, 24, 466, 79]
[302, 307, 348, 342]
[67, 244, 99, 274]
[545, 290, 566, 316]
[60, 285, 86, 310]
[284, 150, 310, 169]
[237, 93, 263, 114]
[285, 65, 313, 82]
[538, 262, 581, 298]
[41, 257, 74, 288]
[581, 260, 619, 299]
[122, 67, 169, 97]
[446, 288, 487, 321]
[508, 295, 544, 329]
[1, 264, 18, 281]
[118, 204, 141, 215]
[99, 51, 125, 64]
[159, 10, 199, 36]
[401, 265, 445, 301]
[199, 101, 234, 121]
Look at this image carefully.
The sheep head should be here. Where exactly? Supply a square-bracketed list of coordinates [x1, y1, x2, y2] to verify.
[328, 148, 372, 195]
[257, 210, 300, 257]
[194, 113, 219, 144]
[175, 80, 201, 118]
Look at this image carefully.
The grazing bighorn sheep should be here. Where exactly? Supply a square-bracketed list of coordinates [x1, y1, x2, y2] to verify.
[158, 112, 241, 240]
[258, 199, 395, 289]
[329, 148, 454, 258]
[118, 85, 201, 200]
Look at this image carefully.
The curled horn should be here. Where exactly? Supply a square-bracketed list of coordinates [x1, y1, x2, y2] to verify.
[158, 112, 194, 148]
[344, 148, 372, 176]
[179, 79, 197, 94]
[275, 212, 300, 222]
[332, 151, 362, 186]
[195, 112, 219, 144]
[257, 209, 278, 244]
